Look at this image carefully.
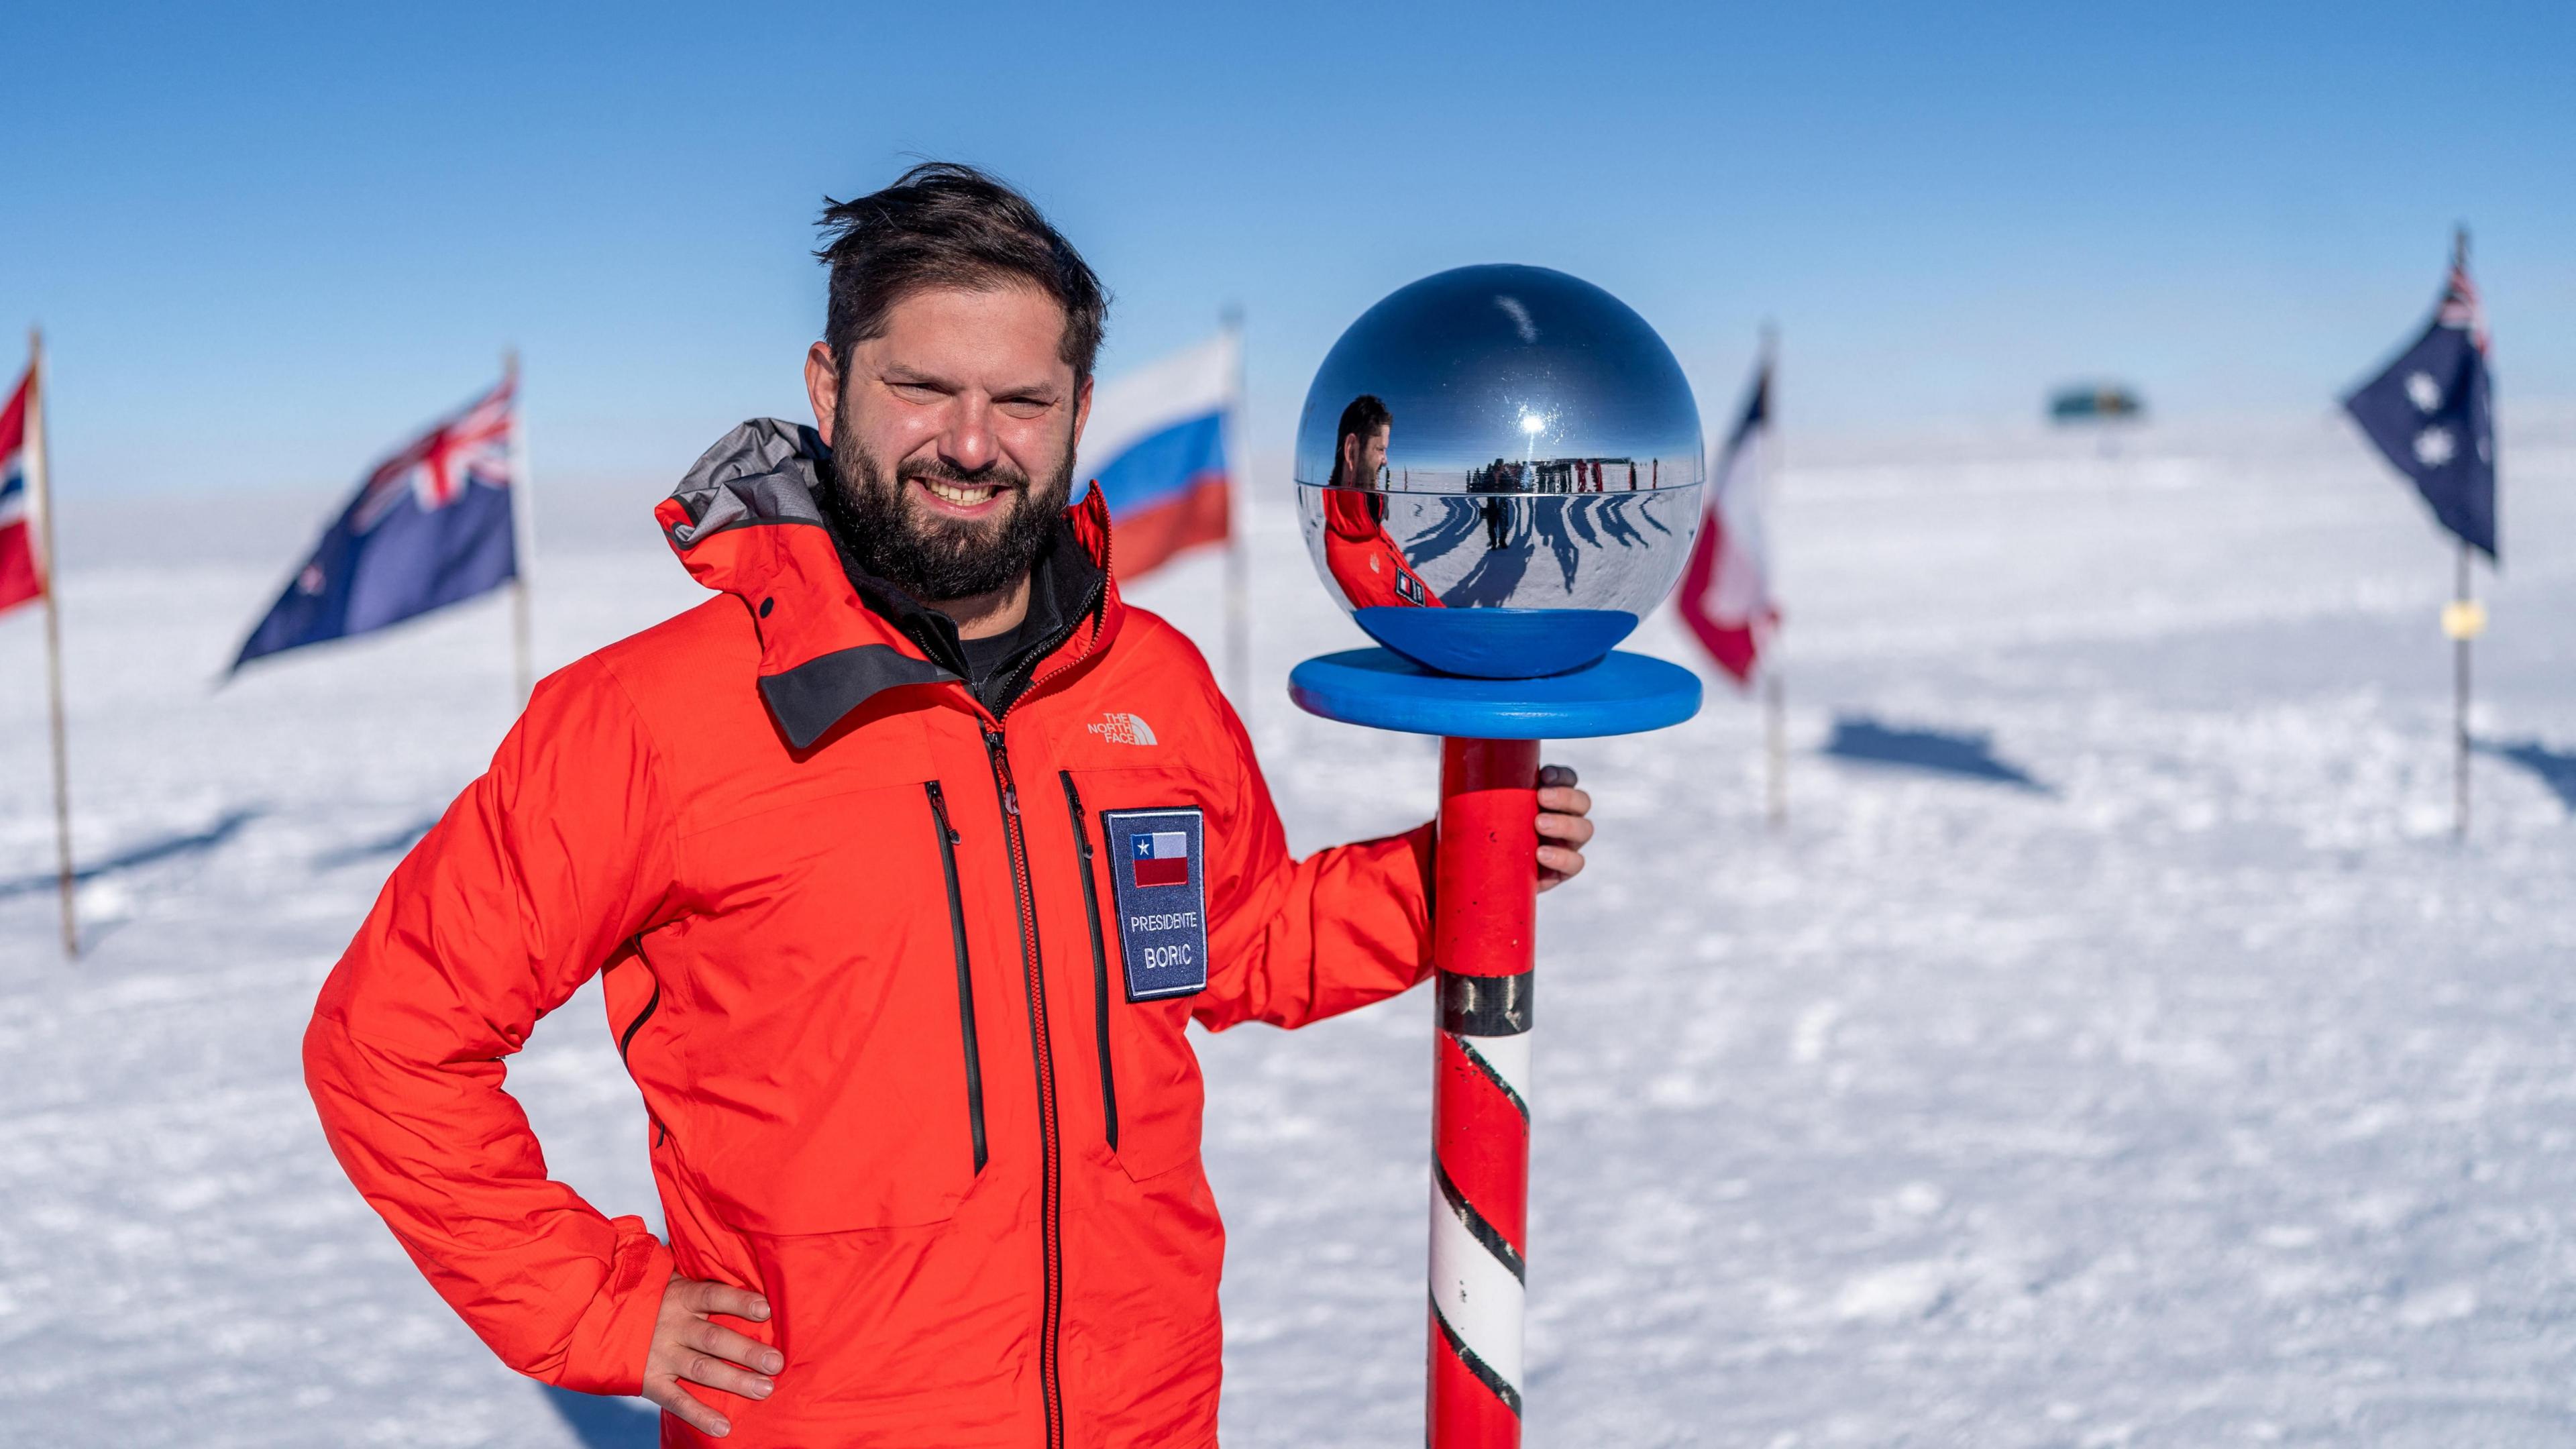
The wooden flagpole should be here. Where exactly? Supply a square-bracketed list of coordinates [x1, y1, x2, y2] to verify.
[1221, 305, 1250, 716]
[29, 327, 76, 958]
[506, 348, 534, 708]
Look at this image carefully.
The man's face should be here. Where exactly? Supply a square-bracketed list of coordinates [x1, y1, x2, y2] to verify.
[1342, 424, 1391, 488]
[805, 284, 1092, 602]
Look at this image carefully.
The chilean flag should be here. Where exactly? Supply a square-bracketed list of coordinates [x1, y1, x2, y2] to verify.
[0, 364, 43, 616]
[1676, 352, 1778, 686]
[1075, 331, 1238, 581]
[233, 372, 519, 672]
[1131, 830, 1191, 888]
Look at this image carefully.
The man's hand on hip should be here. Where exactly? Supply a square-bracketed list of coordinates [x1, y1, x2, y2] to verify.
[1535, 763, 1594, 894]
[641, 1274, 782, 1438]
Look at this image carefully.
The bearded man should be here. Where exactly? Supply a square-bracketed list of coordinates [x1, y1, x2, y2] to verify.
[303, 162, 1595, 1447]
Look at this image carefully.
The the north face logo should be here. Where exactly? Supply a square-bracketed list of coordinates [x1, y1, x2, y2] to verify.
[1086, 712, 1158, 746]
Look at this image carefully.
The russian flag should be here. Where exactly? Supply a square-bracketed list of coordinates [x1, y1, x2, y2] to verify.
[1076, 330, 1238, 581]
[0, 364, 44, 616]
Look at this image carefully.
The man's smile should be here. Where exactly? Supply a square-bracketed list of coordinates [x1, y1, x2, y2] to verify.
[914, 474, 1016, 517]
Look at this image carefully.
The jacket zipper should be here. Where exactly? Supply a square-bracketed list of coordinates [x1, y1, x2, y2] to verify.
[983, 724, 1063, 1449]
[616, 959, 667, 1149]
[1059, 772, 1118, 1152]
[616, 977, 661, 1063]
[926, 782, 990, 1174]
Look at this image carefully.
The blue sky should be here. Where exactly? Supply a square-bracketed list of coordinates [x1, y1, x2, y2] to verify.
[6, 1, 2570, 501]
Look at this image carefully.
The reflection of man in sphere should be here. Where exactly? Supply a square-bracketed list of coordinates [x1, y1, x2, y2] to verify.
[1322, 394, 1442, 610]
[1330, 394, 1391, 496]
[1468, 456, 1515, 550]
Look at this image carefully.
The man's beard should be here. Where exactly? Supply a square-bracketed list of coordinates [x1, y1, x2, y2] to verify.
[826, 419, 1075, 604]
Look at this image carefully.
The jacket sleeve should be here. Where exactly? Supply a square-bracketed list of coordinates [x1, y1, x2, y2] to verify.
[303, 657, 681, 1395]
[1194, 694, 1437, 1031]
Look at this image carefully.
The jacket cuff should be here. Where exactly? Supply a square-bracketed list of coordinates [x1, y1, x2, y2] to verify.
[550, 1216, 674, 1396]
[1401, 820, 1438, 977]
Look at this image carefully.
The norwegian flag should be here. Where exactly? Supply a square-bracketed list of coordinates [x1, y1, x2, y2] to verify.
[0, 364, 43, 614]
[233, 372, 520, 672]
[1675, 351, 1779, 686]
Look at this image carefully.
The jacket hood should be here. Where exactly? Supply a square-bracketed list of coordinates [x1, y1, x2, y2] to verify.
[654, 417, 1123, 749]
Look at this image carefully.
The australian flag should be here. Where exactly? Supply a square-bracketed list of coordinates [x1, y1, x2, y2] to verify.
[233, 373, 519, 672]
[2343, 239, 2496, 560]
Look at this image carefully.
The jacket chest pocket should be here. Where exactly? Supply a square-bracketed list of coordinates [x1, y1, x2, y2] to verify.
[1060, 767, 1218, 1183]
[664, 782, 989, 1234]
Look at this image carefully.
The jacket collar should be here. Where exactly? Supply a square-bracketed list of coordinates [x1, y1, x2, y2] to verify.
[654, 418, 1124, 749]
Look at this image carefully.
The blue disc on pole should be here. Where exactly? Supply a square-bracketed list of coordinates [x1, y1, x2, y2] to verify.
[1288, 647, 1703, 739]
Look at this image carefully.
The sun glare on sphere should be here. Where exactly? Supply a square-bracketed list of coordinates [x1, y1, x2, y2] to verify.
[1520, 413, 1546, 434]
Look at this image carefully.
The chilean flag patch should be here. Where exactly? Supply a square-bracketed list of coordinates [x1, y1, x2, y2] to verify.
[1132, 830, 1191, 888]
[1101, 807, 1208, 1000]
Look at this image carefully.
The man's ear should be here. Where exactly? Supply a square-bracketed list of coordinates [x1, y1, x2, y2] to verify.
[1069, 374, 1094, 455]
[804, 341, 843, 439]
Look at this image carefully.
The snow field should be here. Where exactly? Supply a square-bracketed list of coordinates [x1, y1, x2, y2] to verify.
[1, 417, 2572, 1445]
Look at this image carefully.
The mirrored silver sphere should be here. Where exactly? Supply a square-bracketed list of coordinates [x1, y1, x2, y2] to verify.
[1295, 264, 1704, 678]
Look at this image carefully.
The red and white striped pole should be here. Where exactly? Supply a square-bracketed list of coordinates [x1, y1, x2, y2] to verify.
[1428, 737, 1539, 1448]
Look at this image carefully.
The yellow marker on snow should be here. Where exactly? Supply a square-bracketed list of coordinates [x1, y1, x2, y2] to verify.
[2442, 599, 2487, 640]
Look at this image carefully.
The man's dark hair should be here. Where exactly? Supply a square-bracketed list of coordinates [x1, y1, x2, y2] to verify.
[1330, 394, 1393, 486]
[816, 162, 1109, 379]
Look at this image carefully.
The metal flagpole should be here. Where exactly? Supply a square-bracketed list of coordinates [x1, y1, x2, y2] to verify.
[1221, 306, 1250, 716]
[2449, 541, 2473, 839]
[30, 327, 76, 959]
[506, 348, 534, 708]
[1760, 323, 1784, 831]
[1764, 670, 1786, 830]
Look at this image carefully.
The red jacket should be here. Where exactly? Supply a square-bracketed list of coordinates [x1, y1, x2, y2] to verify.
[304, 420, 1437, 1447]
[1320, 486, 1442, 611]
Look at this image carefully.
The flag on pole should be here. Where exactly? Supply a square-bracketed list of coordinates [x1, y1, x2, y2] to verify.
[1676, 350, 1778, 686]
[1073, 331, 1238, 580]
[0, 365, 43, 614]
[233, 373, 519, 672]
[2343, 238, 2497, 559]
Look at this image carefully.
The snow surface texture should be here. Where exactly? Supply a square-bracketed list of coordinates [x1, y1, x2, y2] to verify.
[3, 417, 2573, 1447]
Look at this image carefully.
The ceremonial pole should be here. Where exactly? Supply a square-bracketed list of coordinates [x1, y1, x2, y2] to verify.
[1427, 737, 1538, 1440]
[1288, 263, 1706, 1449]
[29, 328, 76, 959]
[506, 348, 535, 708]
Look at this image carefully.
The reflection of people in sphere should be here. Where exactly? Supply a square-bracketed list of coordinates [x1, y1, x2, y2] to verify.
[1321, 394, 1442, 609]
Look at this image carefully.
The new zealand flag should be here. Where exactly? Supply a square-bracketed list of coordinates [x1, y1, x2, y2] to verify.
[2343, 244, 2496, 560]
[233, 374, 519, 672]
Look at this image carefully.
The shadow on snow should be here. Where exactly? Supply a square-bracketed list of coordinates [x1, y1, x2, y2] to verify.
[541, 1385, 660, 1448]
[2477, 737, 2576, 813]
[311, 813, 443, 870]
[0, 807, 262, 900]
[1822, 716, 2049, 793]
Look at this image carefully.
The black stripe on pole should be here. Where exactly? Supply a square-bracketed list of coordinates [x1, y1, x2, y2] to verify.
[1439, 969, 1532, 1036]
[1432, 1292, 1525, 1416]
[1454, 1035, 1530, 1122]
[1434, 1159, 1526, 1283]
